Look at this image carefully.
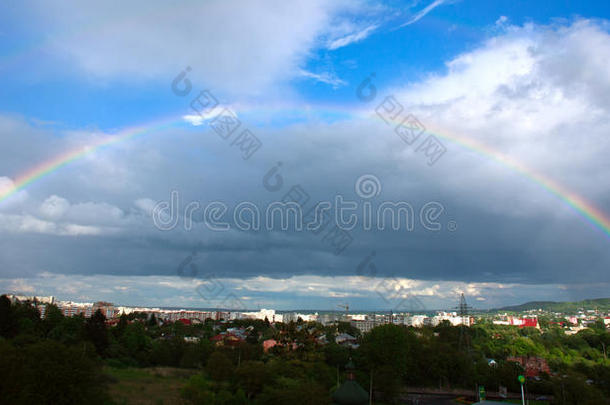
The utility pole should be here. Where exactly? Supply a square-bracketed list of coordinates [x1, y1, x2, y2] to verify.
[454, 293, 473, 350]
[337, 365, 340, 388]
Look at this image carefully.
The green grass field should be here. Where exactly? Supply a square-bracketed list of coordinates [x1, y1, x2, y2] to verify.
[105, 367, 197, 405]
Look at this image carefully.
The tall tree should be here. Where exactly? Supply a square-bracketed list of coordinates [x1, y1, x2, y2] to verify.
[85, 309, 108, 355]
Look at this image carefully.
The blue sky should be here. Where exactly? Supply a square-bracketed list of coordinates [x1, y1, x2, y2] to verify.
[2, 0, 609, 129]
[1, 1, 610, 310]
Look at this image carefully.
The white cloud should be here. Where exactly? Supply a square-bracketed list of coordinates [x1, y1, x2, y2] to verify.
[495, 16, 508, 26]
[7, 279, 36, 294]
[327, 24, 378, 50]
[62, 200, 124, 225]
[0, 213, 105, 236]
[182, 113, 216, 126]
[389, 20, 610, 219]
[39, 195, 70, 220]
[133, 198, 156, 216]
[0, 272, 600, 309]
[0, 177, 15, 198]
[0, 176, 28, 209]
[298, 69, 347, 88]
[23, 0, 362, 97]
[0, 194, 135, 236]
[399, 0, 448, 28]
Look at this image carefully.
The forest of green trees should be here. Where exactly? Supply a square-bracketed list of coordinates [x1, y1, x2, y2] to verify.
[1, 295, 610, 404]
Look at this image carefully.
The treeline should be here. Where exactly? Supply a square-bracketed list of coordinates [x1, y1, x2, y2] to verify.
[175, 320, 610, 404]
[0, 296, 223, 404]
[1, 295, 610, 404]
[0, 296, 111, 404]
[370, 321, 610, 404]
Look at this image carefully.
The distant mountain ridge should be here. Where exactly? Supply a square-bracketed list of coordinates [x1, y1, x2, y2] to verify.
[498, 298, 610, 312]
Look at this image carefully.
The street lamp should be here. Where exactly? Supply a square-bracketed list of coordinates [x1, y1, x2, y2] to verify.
[518, 375, 525, 405]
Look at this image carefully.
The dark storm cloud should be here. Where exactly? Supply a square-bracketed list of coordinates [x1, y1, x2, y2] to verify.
[2, 20, 610, 310]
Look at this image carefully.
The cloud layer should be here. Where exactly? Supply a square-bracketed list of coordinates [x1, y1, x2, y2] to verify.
[1, 15, 610, 308]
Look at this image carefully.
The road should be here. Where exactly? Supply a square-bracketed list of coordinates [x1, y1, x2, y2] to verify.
[403, 394, 461, 404]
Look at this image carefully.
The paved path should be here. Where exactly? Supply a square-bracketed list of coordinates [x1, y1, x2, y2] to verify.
[403, 394, 460, 404]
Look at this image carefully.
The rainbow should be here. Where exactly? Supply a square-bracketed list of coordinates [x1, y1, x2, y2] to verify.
[1, 109, 609, 241]
[0, 116, 182, 203]
[387, 118, 610, 239]
[433, 131, 610, 238]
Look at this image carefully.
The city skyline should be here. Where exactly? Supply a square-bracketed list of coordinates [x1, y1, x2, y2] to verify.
[4, 287, 610, 312]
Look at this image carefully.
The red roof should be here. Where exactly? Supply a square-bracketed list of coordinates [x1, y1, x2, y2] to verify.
[210, 333, 243, 346]
[177, 318, 192, 325]
[520, 318, 538, 328]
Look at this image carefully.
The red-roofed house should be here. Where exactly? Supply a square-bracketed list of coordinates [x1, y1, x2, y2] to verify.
[521, 318, 538, 328]
[210, 333, 244, 347]
[507, 356, 550, 377]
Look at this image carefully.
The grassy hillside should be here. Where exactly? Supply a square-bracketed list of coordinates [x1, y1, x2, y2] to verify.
[498, 298, 610, 312]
